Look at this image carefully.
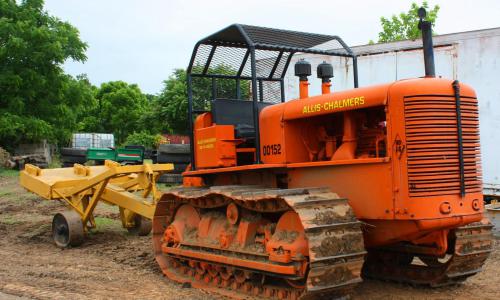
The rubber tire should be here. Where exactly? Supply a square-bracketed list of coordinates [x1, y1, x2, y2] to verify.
[52, 211, 84, 248]
[143, 149, 157, 160]
[35, 163, 48, 169]
[158, 173, 183, 184]
[174, 163, 189, 173]
[60, 147, 87, 157]
[157, 144, 190, 154]
[61, 155, 87, 164]
[126, 214, 152, 236]
[157, 152, 190, 163]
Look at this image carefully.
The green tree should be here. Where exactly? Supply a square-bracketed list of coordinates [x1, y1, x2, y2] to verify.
[375, 1, 439, 43]
[156, 69, 189, 134]
[156, 66, 249, 134]
[137, 93, 163, 135]
[123, 131, 162, 149]
[0, 0, 89, 150]
[91, 81, 149, 144]
[75, 74, 100, 133]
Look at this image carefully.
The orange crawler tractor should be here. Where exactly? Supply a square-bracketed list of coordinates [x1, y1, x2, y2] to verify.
[153, 10, 493, 299]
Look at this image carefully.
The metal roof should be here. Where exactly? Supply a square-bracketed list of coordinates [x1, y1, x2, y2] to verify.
[187, 24, 356, 78]
[199, 24, 352, 54]
[345, 26, 500, 56]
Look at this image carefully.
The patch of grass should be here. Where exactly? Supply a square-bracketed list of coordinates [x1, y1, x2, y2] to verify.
[0, 215, 22, 225]
[0, 187, 24, 203]
[0, 168, 19, 178]
[0, 188, 12, 197]
[93, 216, 122, 231]
[0, 187, 36, 204]
[48, 155, 62, 168]
[17, 223, 50, 240]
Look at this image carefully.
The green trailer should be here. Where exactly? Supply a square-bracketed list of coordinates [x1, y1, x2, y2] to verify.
[116, 148, 144, 163]
[86, 147, 144, 164]
[86, 148, 115, 162]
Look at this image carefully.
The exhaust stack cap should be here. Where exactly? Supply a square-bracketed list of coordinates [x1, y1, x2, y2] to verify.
[294, 59, 311, 81]
[418, 7, 426, 19]
[418, 7, 436, 77]
[317, 61, 334, 83]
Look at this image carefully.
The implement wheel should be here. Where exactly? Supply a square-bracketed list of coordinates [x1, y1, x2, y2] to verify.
[52, 211, 84, 248]
[127, 214, 152, 236]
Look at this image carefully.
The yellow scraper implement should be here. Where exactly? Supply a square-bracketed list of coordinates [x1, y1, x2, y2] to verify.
[19, 160, 173, 247]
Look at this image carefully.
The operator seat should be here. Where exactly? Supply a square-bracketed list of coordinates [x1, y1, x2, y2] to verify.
[211, 99, 273, 140]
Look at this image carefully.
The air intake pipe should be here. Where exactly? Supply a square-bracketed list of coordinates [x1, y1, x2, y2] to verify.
[418, 7, 435, 77]
[295, 59, 311, 99]
[317, 61, 333, 94]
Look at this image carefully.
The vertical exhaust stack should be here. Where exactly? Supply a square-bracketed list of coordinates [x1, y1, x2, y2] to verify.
[418, 7, 436, 77]
[295, 59, 311, 99]
[317, 61, 334, 94]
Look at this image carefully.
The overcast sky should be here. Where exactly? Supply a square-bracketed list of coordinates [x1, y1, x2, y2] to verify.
[44, 0, 500, 94]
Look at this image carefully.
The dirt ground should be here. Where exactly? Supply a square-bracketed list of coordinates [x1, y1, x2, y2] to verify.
[0, 170, 498, 300]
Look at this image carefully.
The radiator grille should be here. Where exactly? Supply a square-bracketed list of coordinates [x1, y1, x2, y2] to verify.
[404, 95, 482, 197]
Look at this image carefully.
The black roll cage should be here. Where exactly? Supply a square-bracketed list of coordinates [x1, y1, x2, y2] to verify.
[186, 24, 359, 169]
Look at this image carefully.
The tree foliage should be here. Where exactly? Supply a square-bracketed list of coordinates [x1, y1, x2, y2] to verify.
[72, 79, 161, 146]
[0, 0, 90, 151]
[0, 0, 257, 151]
[123, 131, 163, 149]
[156, 66, 249, 135]
[375, 1, 439, 43]
[81, 81, 149, 145]
[156, 69, 189, 134]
